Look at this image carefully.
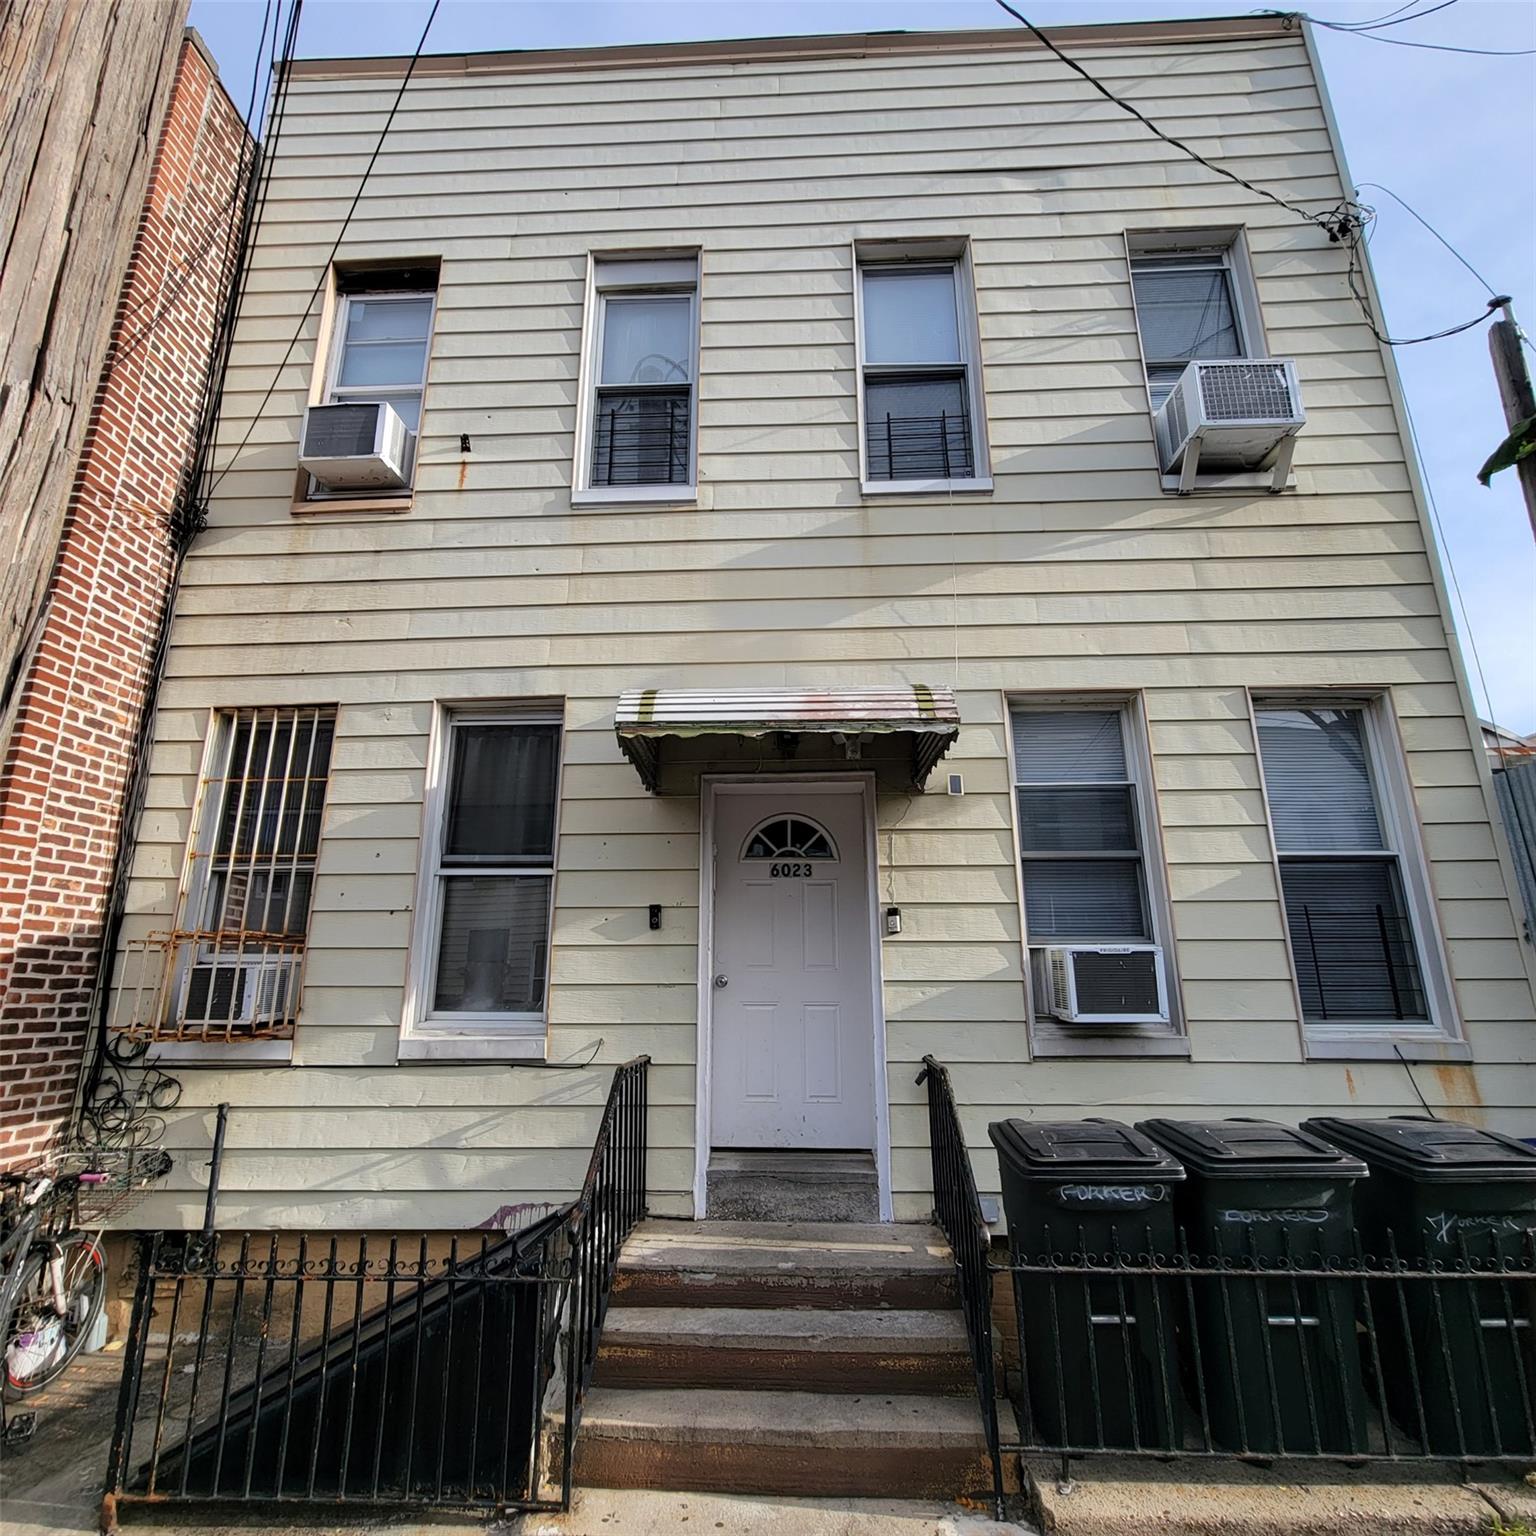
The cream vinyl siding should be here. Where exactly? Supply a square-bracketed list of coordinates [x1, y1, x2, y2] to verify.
[115, 24, 1535, 1228]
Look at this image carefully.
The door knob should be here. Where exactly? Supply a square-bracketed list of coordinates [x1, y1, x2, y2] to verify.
[713, 973, 729, 989]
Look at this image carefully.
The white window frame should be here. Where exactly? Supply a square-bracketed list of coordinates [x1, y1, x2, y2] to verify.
[571, 253, 699, 506]
[1124, 228, 1287, 495]
[1250, 692, 1464, 1061]
[403, 704, 563, 1057]
[1005, 695, 1185, 1056]
[307, 284, 437, 501]
[854, 240, 991, 497]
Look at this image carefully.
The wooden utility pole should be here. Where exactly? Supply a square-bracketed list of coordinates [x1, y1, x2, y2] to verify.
[1487, 298, 1536, 539]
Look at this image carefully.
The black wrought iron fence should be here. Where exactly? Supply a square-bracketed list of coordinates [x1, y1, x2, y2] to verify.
[917, 1057, 1006, 1520]
[919, 1058, 1536, 1520]
[102, 1056, 649, 1528]
[1000, 1228, 1536, 1479]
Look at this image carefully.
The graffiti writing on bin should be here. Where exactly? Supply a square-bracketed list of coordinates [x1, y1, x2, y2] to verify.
[1423, 1211, 1534, 1246]
[1054, 1183, 1168, 1209]
[1218, 1207, 1330, 1225]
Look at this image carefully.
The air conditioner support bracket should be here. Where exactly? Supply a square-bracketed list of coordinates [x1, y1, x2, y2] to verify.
[1267, 434, 1296, 493]
[1177, 435, 1202, 495]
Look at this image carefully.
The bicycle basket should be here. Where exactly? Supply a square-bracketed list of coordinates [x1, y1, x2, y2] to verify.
[58, 1148, 173, 1225]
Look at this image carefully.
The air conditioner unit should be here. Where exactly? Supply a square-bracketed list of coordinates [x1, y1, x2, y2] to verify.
[1040, 945, 1169, 1025]
[299, 401, 411, 490]
[182, 956, 299, 1029]
[1154, 359, 1304, 494]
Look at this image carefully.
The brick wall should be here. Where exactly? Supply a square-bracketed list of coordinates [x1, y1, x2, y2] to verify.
[0, 37, 249, 1169]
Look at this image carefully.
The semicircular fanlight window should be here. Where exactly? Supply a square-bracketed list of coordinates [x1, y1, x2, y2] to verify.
[742, 815, 837, 862]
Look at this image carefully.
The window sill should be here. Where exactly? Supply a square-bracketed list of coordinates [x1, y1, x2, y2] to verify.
[146, 1038, 295, 1065]
[861, 475, 993, 497]
[292, 494, 414, 516]
[1159, 469, 1296, 497]
[397, 1033, 546, 1063]
[571, 486, 697, 508]
[1030, 1029, 1190, 1059]
[1303, 1034, 1471, 1064]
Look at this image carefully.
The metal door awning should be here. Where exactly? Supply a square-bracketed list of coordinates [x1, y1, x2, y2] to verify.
[615, 685, 961, 793]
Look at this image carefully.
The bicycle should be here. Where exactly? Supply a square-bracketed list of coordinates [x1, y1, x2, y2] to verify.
[0, 1148, 171, 1445]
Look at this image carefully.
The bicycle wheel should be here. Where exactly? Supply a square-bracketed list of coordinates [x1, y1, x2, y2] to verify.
[3, 1235, 105, 1399]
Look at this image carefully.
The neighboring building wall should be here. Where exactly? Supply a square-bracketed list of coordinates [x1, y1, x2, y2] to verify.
[116, 22, 1536, 1227]
[0, 0, 187, 740]
[0, 36, 248, 1169]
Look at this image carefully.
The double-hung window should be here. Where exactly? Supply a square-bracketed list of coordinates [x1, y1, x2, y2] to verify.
[577, 255, 698, 498]
[414, 709, 562, 1036]
[158, 706, 335, 1043]
[1010, 703, 1178, 1044]
[856, 248, 988, 492]
[1254, 701, 1452, 1049]
[312, 266, 438, 498]
[1127, 233, 1258, 410]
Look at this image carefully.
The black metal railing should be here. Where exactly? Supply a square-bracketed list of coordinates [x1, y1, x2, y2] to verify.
[917, 1056, 1006, 1519]
[867, 409, 974, 481]
[590, 389, 690, 486]
[102, 1057, 649, 1528]
[1000, 1228, 1536, 1478]
[918, 1057, 1536, 1517]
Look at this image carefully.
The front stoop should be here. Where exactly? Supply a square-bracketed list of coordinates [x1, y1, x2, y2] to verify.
[561, 1219, 1016, 1502]
[574, 1387, 1001, 1500]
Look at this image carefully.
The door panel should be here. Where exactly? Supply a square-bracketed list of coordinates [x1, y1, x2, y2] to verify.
[710, 790, 875, 1150]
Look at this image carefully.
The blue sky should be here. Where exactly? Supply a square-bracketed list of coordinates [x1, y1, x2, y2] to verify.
[188, 0, 1536, 731]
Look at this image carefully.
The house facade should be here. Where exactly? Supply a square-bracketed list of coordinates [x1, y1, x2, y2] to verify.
[110, 17, 1536, 1231]
[0, 23, 248, 1169]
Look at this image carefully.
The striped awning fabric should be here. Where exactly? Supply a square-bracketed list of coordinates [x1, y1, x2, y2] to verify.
[615, 686, 961, 792]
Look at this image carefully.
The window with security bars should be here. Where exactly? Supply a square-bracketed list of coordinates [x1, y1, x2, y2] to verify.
[421, 711, 562, 1026]
[858, 258, 984, 485]
[166, 706, 336, 1040]
[583, 256, 697, 492]
[1255, 705, 1431, 1029]
[1011, 708, 1151, 945]
[1128, 238, 1254, 410]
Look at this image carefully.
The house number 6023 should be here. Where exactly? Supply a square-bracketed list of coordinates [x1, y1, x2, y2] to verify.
[769, 863, 813, 878]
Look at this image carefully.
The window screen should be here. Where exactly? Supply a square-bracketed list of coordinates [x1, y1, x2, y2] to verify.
[1012, 709, 1149, 943]
[588, 259, 697, 489]
[429, 715, 561, 1019]
[1129, 246, 1247, 409]
[859, 259, 980, 482]
[1255, 706, 1430, 1026]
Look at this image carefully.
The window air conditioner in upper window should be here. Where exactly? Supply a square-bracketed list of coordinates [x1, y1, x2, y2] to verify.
[1040, 945, 1169, 1025]
[1154, 359, 1304, 494]
[299, 401, 411, 490]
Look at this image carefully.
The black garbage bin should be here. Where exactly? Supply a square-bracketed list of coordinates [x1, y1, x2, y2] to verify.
[988, 1118, 1184, 1451]
[1137, 1118, 1370, 1456]
[1304, 1116, 1536, 1457]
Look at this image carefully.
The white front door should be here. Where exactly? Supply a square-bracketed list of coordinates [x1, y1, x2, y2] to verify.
[709, 787, 877, 1150]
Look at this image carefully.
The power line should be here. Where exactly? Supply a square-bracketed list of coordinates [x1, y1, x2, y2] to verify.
[989, 0, 1337, 230]
[1322, 0, 1459, 31]
[1300, 13, 1535, 55]
[207, 0, 443, 496]
[1353, 181, 1497, 296]
[988, 1, 1503, 350]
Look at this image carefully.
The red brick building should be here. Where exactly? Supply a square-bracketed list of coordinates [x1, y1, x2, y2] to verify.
[0, 33, 249, 1168]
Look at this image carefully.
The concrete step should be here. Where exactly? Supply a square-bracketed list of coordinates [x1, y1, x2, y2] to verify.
[614, 1220, 957, 1310]
[569, 1387, 1012, 1500]
[706, 1150, 880, 1222]
[594, 1305, 974, 1395]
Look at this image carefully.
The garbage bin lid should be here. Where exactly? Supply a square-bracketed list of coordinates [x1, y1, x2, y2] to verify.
[1302, 1116, 1536, 1183]
[988, 1118, 1184, 1180]
[1137, 1117, 1367, 1179]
